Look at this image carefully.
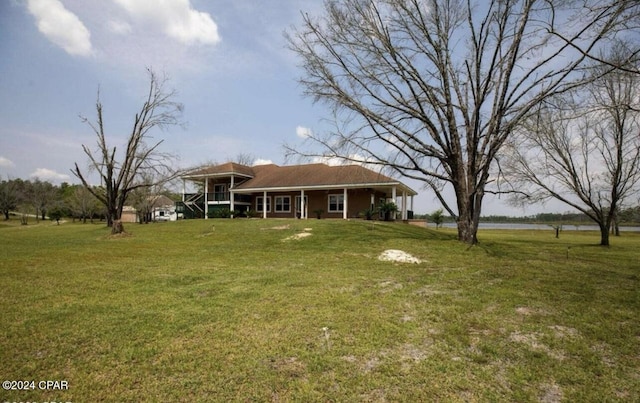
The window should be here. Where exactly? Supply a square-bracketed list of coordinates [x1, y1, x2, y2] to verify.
[328, 194, 344, 212]
[274, 196, 291, 213]
[256, 196, 271, 212]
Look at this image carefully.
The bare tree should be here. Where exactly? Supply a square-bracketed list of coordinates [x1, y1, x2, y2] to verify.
[128, 173, 169, 224]
[503, 48, 640, 246]
[234, 153, 256, 166]
[129, 186, 153, 223]
[286, 0, 638, 244]
[72, 69, 183, 233]
[28, 179, 58, 222]
[68, 185, 100, 223]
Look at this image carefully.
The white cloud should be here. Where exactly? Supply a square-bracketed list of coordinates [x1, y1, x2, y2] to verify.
[30, 168, 70, 182]
[296, 126, 312, 139]
[26, 0, 93, 57]
[0, 157, 15, 168]
[313, 154, 379, 170]
[107, 19, 132, 35]
[253, 159, 274, 166]
[113, 0, 221, 45]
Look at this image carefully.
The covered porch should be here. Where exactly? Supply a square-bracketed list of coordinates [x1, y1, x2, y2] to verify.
[230, 184, 415, 220]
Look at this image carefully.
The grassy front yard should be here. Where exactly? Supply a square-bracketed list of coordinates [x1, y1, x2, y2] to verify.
[1, 219, 638, 401]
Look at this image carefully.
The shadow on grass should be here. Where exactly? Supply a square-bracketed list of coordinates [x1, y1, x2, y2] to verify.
[357, 221, 458, 241]
[472, 236, 628, 269]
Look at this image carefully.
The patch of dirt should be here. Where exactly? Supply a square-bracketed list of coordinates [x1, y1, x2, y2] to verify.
[397, 342, 428, 362]
[269, 356, 307, 377]
[515, 306, 551, 316]
[539, 382, 563, 403]
[359, 388, 388, 402]
[378, 249, 422, 264]
[378, 279, 403, 292]
[548, 325, 580, 339]
[106, 231, 132, 239]
[400, 315, 414, 323]
[414, 285, 444, 296]
[283, 232, 312, 241]
[362, 356, 381, 373]
[395, 342, 432, 373]
[268, 224, 290, 230]
[591, 342, 616, 367]
[343, 342, 433, 376]
[509, 331, 565, 360]
[341, 353, 384, 374]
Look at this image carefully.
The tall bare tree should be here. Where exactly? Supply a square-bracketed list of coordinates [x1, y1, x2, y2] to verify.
[286, 0, 638, 244]
[72, 69, 183, 233]
[503, 47, 640, 246]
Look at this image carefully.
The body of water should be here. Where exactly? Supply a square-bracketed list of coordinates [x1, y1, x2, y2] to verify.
[438, 222, 640, 232]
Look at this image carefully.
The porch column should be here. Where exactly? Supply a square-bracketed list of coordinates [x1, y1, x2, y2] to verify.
[343, 188, 348, 219]
[370, 193, 375, 209]
[402, 191, 408, 220]
[204, 177, 209, 220]
[230, 175, 235, 217]
[300, 189, 306, 219]
[182, 179, 186, 202]
[263, 191, 267, 219]
[411, 195, 414, 212]
[391, 186, 397, 220]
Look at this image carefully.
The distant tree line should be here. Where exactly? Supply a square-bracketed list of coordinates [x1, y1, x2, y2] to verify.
[481, 210, 640, 226]
[416, 208, 640, 227]
[0, 178, 178, 225]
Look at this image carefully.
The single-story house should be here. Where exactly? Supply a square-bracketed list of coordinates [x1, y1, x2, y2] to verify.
[177, 162, 417, 220]
[121, 195, 180, 223]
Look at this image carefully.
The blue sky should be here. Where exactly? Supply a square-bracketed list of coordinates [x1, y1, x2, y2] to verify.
[0, 0, 565, 216]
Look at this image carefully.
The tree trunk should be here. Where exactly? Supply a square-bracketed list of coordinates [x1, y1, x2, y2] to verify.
[454, 180, 483, 244]
[611, 213, 620, 236]
[599, 223, 610, 246]
[457, 214, 479, 245]
[111, 219, 125, 235]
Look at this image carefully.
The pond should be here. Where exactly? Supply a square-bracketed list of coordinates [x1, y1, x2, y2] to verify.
[439, 222, 640, 232]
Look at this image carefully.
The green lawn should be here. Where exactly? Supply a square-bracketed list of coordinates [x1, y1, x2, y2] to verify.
[1, 219, 638, 402]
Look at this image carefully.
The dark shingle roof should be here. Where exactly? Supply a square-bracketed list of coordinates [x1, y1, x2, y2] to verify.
[235, 163, 400, 189]
[183, 162, 417, 195]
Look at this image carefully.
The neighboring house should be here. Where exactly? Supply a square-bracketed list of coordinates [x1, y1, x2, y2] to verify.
[177, 162, 417, 220]
[121, 195, 180, 223]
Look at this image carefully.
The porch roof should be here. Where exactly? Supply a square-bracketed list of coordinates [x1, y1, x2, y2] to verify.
[182, 162, 255, 179]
